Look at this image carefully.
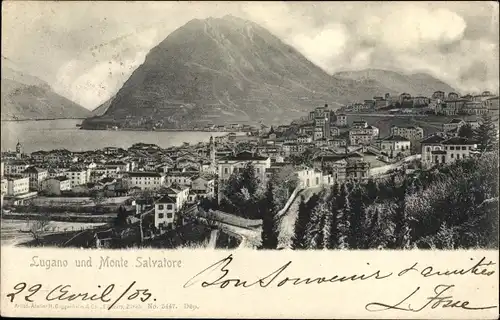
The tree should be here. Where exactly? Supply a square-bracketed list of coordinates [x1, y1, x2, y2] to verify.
[260, 181, 278, 249]
[346, 184, 366, 249]
[390, 179, 412, 249]
[220, 163, 261, 218]
[292, 196, 308, 249]
[91, 193, 106, 205]
[457, 123, 474, 139]
[336, 183, 351, 249]
[304, 193, 330, 249]
[28, 216, 51, 244]
[326, 183, 341, 249]
[474, 113, 498, 152]
[115, 205, 128, 226]
[270, 165, 299, 212]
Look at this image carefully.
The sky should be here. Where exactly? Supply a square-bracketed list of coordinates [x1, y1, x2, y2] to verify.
[2, 1, 499, 110]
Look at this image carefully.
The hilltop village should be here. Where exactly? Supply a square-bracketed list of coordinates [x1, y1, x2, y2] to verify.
[1, 90, 498, 249]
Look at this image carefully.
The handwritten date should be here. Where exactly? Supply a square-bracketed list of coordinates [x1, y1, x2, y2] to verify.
[5, 281, 153, 310]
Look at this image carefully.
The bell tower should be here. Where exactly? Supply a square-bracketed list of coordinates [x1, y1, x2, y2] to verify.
[209, 136, 216, 173]
[16, 141, 22, 159]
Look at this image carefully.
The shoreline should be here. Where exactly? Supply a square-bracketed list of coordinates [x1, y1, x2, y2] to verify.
[1, 117, 87, 122]
[79, 127, 247, 133]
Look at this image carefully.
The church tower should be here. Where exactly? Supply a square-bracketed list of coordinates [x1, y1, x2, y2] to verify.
[209, 136, 216, 173]
[16, 141, 22, 159]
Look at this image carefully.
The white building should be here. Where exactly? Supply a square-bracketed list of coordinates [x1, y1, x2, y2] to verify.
[442, 119, 466, 132]
[166, 172, 198, 186]
[313, 127, 324, 140]
[379, 135, 411, 157]
[218, 151, 271, 183]
[390, 126, 424, 141]
[297, 135, 313, 143]
[441, 137, 478, 164]
[421, 135, 477, 167]
[22, 166, 48, 191]
[127, 172, 165, 191]
[154, 195, 177, 230]
[296, 167, 324, 188]
[191, 176, 215, 199]
[4, 161, 30, 175]
[42, 176, 71, 195]
[5, 175, 30, 196]
[164, 186, 190, 210]
[67, 168, 88, 188]
[349, 122, 379, 146]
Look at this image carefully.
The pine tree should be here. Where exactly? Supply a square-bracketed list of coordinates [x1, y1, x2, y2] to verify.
[336, 183, 351, 249]
[260, 181, 278, 249]
[474, 113, 498, 152]
[292, 196, 308, 250]
[327, 183, 340, 249]
[346, 184, 365, 249]
[365, 206, 381, 248]
[240, 162, 259, 196]
[391, 179, 411, 249]
[363, 178, 378, 205]
[457, 123, 474, 139]
[304, 199, 326, 249]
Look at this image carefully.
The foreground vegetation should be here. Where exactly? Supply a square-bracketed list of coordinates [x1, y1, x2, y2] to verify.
[293, 152, 498, 250]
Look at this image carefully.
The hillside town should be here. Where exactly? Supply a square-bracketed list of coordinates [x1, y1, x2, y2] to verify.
[1, 89, 499, 249]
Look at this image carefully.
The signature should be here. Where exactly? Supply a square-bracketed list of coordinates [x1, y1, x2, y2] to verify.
[184, 254, 392, 288]
[5, 281, 153, 310]
[365, 284, 497, 312]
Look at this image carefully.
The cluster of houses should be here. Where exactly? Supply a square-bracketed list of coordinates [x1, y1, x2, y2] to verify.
[2, 96, 491, 232]
[340, 91, 499, 116]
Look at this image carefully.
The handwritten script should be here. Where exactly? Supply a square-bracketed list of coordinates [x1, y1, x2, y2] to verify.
[5, 254, 497, 314]
[183, 254, 497, 313]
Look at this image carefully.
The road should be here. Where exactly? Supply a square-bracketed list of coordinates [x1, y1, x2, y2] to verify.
[276, 186, 323, 250]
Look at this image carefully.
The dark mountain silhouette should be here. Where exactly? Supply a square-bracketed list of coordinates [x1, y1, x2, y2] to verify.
[83, 16, 455, 129]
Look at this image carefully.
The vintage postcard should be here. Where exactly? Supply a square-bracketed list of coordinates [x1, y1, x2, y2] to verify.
[1, 1, 499, 318]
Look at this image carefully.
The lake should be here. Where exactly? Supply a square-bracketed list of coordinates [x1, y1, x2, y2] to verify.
[1, 119, 228, 153]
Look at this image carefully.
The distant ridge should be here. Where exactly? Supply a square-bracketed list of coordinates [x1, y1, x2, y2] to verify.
[333, 68, 458, 96]
[1, 56, 90, 121]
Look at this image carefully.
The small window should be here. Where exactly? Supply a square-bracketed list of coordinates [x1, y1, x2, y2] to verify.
[158, 213, 164, 219]
[224, 168, 228, 174]
[167, 212, 173, 218]
[158, 205, 164, 210]
[450, 146, 455, 150]
[451, 154, 454, 158]
[461, 146, 466, 150]
[167, 204, 173, 210]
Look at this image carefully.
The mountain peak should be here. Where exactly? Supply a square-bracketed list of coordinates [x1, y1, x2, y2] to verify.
[84, 19, 456, 129]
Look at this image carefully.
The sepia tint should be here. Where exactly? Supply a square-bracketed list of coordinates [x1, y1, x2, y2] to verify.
[1, 1, 498, 319]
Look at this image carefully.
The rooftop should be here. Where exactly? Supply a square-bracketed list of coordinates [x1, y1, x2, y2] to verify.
[220, 151, 268, 161]
[128, 171, 163, 177]
[442, 137, 477, 145]
[421, 135, 446, 144]
[382, 135, 410, 142]
[156, 195, 176, 204]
